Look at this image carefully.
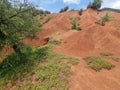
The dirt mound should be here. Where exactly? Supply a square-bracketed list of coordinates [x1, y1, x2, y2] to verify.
[53, 9, 120, 90]
[25, 11, 80, 47]
[69, 57, 120, 90]
[25, 9, 120, 90]
[55, 9, 120, 56]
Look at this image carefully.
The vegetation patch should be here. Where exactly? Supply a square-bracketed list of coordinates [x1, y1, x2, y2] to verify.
[49, 37, 61, 45]
[56, 55, 79, 65]
[66, 57, 79, 65]
[83, 56, 115, 71]
[100, 52, 113, 56]
[69, 17, 82, 31]
[59, 6, 69, 13]
[78, 9, 83, 16]
[0, 44, 79, 89]
[44, 16, 52, 24]
[87, 0, 102, 9]
[111, 57, 120, 62]
[95, 13, 114, 26]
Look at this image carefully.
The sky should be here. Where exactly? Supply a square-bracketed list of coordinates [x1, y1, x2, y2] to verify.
[28, 0, 120, 13]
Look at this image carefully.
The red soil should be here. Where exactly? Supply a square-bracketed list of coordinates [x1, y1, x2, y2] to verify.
[26, 9, 120, 90]
[69, 57, 120, 90]
[55, 9, 120, 56]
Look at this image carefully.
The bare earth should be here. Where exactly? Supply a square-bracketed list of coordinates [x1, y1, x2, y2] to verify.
[26, 9, 120, 90]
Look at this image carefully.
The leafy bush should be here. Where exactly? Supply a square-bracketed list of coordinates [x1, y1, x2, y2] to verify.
[44, 10, 51, 14]
[0, 45, 75, 89]
[78, 8, 83, 16]
[0, 45, 50, 88]
[83, 56, 115, 71]
[0, 0, 42, 60]
[70, 18, 82, 31]
[59, 6, 69, 13]
[49, 37, 61, 45]
[32, 9, 51, 16]
[87, 0, 102, 9]
[87, 2, 92, 8]
[44, 16, 52, 24]
[102, 13, 112, 22]
[95, 13, 113, 26]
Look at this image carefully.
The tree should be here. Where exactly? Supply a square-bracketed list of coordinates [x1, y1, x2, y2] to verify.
[44, 10, 51, 14]
[87, 0, 102, 9]
[59, 6, 69, 13]
[78, 8, 83, 15]
[32, 9, 51, 16]
[87, 2, 92, 8]
[0, 0, 42, 59]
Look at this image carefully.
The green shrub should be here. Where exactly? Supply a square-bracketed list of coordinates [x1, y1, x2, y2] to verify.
[102, 13, 111, 22]
[87, 2, 92, 8]
[78, 8, 83, 16]
[0, 45, 76, 89]
[87, 0, 102, 9]
[0, 45, 50, 89]
[95, 13, 113, 26]
[70, 18, 82, 31]
[49, 37, 61, 45]
[59, 6, 69, 13]
[44, 16, 52, 24]
[83, 56, 115, 71]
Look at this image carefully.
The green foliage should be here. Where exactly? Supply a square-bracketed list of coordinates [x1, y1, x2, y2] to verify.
[44, 16, 52, 24]
[0, 45, 72, 89]
[69, 9, 75, 12]
[83, 56, 115, 71]
[78, 8, 83, 16]
[87, 2, 92, 8]
[95, 13, 113, 26]
[59, 6, 69, 13]
[100, 52, 113, 56]
[0, 0, 42, 59]
[51, 54, 79, 65]
[32, 9, 51, 16]
[0, 45, 49, 79]
[102, 13, 112, 22]
[95, 19, 105, 26]
[111, 57, 120, 62]
[87, 0, 102, 9]
[44, 10, 51, 14]
[0, 45, 48, 88]
[49, 37, 61, 45]
[70, 17, 82, 31]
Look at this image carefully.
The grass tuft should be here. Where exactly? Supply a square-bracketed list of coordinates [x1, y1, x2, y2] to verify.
[83, 56, 115, 71]
[100, 52, 113, 56]
[69, 17, 82, 31]
[65, 57, 79, 65]
[95, 13, 114, 26]
[49, 37, 61, 45]
[44, 16, 52, 24]
[111, 57, 120, 62]
[0, 44, 78, 89]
